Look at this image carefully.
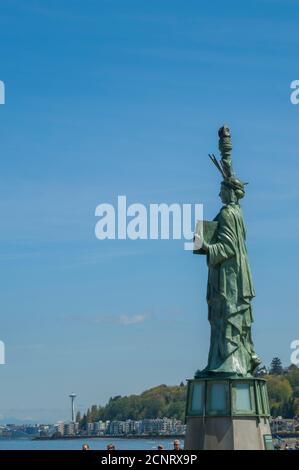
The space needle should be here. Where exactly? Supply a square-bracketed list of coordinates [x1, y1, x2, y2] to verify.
[69, 393, 76, 422]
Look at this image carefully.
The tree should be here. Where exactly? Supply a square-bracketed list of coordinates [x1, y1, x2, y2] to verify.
[286, 365, 299, 388]
[75, 411, 81, 423]
[80, 413, 88, 431]
[269, 357, 283, 375]
[267, 376, 292, 402]
[79, 384, 188, 424]
[293, 397, 299, 416]
[267, 375, 292, 416]
[90, 405, 98, 422]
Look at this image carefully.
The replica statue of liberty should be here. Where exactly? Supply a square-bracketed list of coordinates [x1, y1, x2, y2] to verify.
[195, 125, 261, 377]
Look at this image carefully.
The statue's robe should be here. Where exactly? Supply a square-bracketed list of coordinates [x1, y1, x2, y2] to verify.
[205, 203, 259, 376]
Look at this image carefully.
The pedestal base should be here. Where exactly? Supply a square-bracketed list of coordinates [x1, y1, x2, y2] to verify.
[185, 415, 271, 450]
[184, 377, 273, 450]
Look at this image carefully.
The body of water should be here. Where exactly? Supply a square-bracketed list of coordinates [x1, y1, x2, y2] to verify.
[0, 438, 181, 451]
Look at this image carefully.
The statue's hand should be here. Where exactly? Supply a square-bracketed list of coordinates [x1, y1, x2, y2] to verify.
[194, 234, 209, 252]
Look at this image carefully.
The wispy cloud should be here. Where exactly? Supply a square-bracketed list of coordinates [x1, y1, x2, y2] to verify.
[64, 308, 186, 326]
[64, 312, 151, 326]
[117, 314, 149, 326]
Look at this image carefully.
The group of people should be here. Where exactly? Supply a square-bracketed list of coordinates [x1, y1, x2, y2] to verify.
[157, 440, 182, 451]
[274, 440, 299, 451]
[81, 439, 182, 451]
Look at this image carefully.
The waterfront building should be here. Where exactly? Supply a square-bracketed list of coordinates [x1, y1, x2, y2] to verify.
[55, 421, 65, 436]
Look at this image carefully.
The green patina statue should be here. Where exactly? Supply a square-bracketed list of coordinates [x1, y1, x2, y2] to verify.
[195, 126, 261, 378]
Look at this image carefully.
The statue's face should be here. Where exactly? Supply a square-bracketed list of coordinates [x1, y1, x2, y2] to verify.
[219, 185, 231, 204]
[222, 125, 230, 137]
[218, 125, 231, 139]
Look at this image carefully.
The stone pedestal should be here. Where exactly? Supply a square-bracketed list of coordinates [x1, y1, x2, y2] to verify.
[184, 377, 273, 450]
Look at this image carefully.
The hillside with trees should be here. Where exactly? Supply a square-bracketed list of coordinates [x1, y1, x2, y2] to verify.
[78, 383, 187, 430]
[78, 361, 299, 428]
[266, 362, 299, 418]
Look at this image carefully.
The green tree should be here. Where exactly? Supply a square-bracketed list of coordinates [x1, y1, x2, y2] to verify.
[269, 357, 283, 375]
[80, 413, 88, 431]
[293, 397, 299, 416]
[81, 384, 187, 423]
[286, 365, 299, 388]
[267, 375, 292, 416]
[90, 405, 98, 422]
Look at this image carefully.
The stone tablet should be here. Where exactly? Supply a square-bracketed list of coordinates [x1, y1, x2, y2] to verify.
[193, 220, 218, 254]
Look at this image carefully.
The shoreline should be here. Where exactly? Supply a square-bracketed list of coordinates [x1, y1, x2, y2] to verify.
[32, 434, 185, 441]
[31, 431, 299, 441]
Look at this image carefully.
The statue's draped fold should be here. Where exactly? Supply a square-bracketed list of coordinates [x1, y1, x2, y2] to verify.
[205, 203, 259, 376]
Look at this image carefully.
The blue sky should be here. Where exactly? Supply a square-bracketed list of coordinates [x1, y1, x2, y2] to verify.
[0, 0, 299, 423]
